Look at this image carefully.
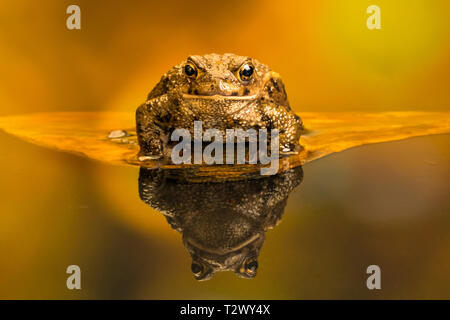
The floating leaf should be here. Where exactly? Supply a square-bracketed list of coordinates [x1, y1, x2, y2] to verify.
[0, 111, 449, 180]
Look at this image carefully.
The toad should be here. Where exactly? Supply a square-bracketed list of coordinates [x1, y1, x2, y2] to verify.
[136, 53, 303, 160]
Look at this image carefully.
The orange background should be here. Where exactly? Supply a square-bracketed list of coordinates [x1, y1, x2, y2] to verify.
[0, 0, 449, 299]
[1, 0, 449, 116]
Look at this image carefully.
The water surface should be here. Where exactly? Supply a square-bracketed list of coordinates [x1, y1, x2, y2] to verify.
[0, 131, 449, 299]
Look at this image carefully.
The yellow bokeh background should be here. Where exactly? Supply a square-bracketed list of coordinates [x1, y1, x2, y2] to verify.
[0, 0, 449, 116]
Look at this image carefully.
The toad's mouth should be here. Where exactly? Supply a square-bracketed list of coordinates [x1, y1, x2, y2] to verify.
[184, 233, 262, 255]
[182, 93, 258, 101]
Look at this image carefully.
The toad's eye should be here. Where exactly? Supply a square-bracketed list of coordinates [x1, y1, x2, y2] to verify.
[238, 63, 254, 82]
[245, 260, 258, 275]
[191, 262, 204, 276]
[184, 63, 198, 78]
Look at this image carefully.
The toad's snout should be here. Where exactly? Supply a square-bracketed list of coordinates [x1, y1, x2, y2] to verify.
[217, 80, 235, 95]
[190, 80, 244, 97]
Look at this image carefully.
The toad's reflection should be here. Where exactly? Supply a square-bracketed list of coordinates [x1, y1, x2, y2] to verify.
[138, 167, 303, 280]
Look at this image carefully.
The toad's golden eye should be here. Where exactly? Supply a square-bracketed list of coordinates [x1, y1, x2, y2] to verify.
[184, 63, 198, 79]
[244, 260, 258, 275]
[238, 63, 254, 82]
[191, 262, 204, 276]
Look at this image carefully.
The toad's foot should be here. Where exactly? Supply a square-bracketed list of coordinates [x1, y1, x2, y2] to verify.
[280, 150, 299, 156]
[279, 143, 301, 155]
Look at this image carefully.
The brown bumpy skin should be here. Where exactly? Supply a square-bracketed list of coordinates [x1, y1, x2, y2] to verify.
[136, 53, 303, 159]
[138, 166, 303, 280]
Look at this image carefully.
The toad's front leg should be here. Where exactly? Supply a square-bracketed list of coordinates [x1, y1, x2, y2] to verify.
[136, 95, 173, 160]
[260, 103, 303, 155]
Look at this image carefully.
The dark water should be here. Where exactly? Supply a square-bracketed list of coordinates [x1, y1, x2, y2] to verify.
[138, 165, 303, 281]
[0, 131, 449, 299]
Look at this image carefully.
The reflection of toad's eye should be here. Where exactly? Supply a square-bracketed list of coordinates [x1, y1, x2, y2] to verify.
[238, 63, 254, 82]
[245, 260, 258, 274]
[184, 63, 198, 78]
[191, 262, 204, 276]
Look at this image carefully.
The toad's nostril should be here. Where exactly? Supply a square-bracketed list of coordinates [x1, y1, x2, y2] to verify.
[218, 80, 231, 93]
[210, 84, 215, 91]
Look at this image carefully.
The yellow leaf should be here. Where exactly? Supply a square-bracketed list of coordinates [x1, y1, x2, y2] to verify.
[0, 111, 449, 180]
